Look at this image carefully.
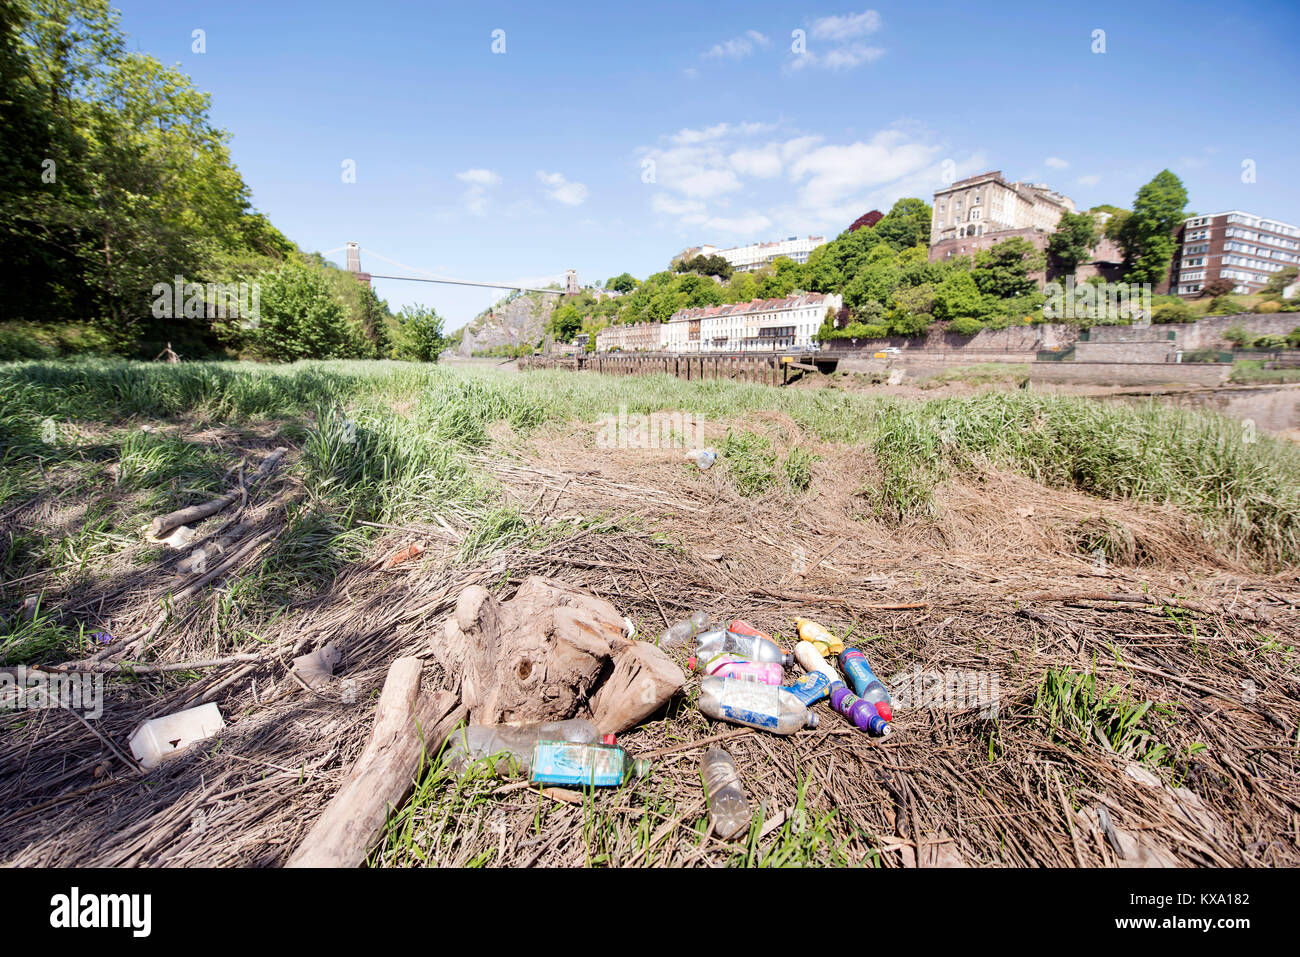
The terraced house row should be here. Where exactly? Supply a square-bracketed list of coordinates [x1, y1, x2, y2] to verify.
[594, 293, 841, 353]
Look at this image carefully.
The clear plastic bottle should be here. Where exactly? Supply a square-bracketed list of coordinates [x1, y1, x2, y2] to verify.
[698, 676, 818, 735]
[840, 647, 893, 720]
[701, 747, 751, 840]
[697, 625, 793, 666]
[530, 739, 651, 787]
[443, 718, 600, 775]
[686, 448, 717, 470]
[660, 611, 713, 648]
[690, 652, 784, 685]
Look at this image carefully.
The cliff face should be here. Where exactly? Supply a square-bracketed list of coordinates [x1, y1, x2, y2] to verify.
[456, 291, 559, 356]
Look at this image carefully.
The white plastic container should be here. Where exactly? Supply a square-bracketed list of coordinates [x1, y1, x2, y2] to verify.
[129, 703, 225, 771]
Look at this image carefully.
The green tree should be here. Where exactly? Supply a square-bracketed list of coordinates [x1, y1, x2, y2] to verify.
[874, 198, 932, 250]
[1116, 170, 1188, 284]
[394, 304, 446, 362]
[934, 270, 988, 322]
[256, 261, 362, 361]
[548, 302, 583, 341]
[1048, 211, 1100, 274]
[972, 237, 1044, 299]
[605, 272, 639, 293]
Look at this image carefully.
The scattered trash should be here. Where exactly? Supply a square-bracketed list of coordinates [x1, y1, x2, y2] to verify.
[782, 670, 831, 706]
[444, 718, 600, 775]
[530, 738, 651, 787]
[829, 683, 891, 737]
[20, 595, 38, 621]
[291, 642, 342, 691]
[660, 610, 711, 647]
[685, 448, 717, 470]
[794, 640, 840, 684]
[128, 702, 225, 771]
[90, 631, 113, 645]
[701, 747, 751, 840]
[840, 647, 893, 720]
[794, 616, 844, 656]
[711, 621, 793, 665]
[690, 652, 783, 685]
[160, 525, 196, 550]
[382, 541, 426, 568]
[698, 675, 817, 735]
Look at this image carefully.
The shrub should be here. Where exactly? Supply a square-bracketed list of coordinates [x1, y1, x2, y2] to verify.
[1288, 327, 1300, 349]
[394, 306, 446, 362]
[1153, 301, 1196, 323]
[948, 316, 984, 336]
[1222, 325, 1251, 348]
[1252, 334, 1286, 351]
[1206, 296, 1244, 316]
[1253, 301, 1283, 314]
[256, 262, 366, 361]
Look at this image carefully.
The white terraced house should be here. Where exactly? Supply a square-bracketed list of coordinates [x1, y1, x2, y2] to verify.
[658, 293, 841, 353]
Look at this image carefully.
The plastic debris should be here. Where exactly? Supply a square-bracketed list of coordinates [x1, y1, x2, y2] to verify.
[829, 683, 891, 737]
[840, 647, 893, 721]
[129, 703, 226, 771]
[689, 652, 783, 685]
[698, 675, 817, 735]
[782, 670, 831, 706]
[685, 448, 717, 470]
[701, 747, 751, 840]
[291, 642, 342, 691]
[382, 541, 426, 568]
[443, 718, 600, 775]
[530, 737, 650, 787]
[794, 617, 844, 656]
[715, 621, 793, 666]
[660, 610, 711, 647]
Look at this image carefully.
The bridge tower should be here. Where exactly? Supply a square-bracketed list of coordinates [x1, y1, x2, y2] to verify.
[345, 241, 370, 285]
[565, 269, 579, 295]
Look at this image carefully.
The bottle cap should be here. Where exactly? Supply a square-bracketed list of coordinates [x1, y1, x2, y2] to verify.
[602, 734, 617, 745]
[806, 711, 819, 729]
[687, 656, 698, 671]
[875, 701, 893, 722]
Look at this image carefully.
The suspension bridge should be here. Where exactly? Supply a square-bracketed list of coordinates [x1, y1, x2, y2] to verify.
[316, 243, 578, 296]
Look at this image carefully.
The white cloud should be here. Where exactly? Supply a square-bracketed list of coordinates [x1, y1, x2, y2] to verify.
[787, 129, 941, 209]
[455, 168, 501, 215]
[1077, 174, 1101, 186]
[703, 213, 773, 235]
[671, 123, 732, 146]
[704, 29, 771, 59]
[790, 43, 885, 71]
[1045, 157, 1069, 169]
[809, 10, 881, 41]
[456, 168, 501, 186]
[537, 170, 588, 206]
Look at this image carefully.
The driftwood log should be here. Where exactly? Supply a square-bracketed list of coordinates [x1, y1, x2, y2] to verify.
[432, 575, 685, 731]
[148, 446, 287, 539]
[286, 656, 464, 868]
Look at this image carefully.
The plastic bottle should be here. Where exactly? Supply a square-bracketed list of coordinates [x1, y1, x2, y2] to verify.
[530, 738, 651, 787]
[794, 617, 844, 656]
[443, 718, 600, 774]
[840, 647, 893, 721]
[794, 640, 841, 685]
[689, 652, 784, 685]
[686, 448, 717, 470]
[699, 624, 793, 666]
[698, 676, 818, 735]
[829, 682, 891, 737]
[701, 748, 751, 840]
[783, 670, 831, 706]
[660, 611, 713, 648]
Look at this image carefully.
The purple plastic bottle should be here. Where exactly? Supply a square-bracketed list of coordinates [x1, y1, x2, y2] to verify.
[840, 648, 893, 721]
[829, 682, 891, 737]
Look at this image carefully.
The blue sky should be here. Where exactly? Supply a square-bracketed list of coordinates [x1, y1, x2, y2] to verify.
[113, 0, 1300, 330]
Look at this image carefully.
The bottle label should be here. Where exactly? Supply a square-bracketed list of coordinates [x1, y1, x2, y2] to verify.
[842, 654, 874, 695]
[784, 672, 830, 705]
[530, 742, 624, 786]
[719, 680, 780, 729]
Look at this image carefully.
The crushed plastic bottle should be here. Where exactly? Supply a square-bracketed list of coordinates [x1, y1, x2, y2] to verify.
[701, 747, 751, 840]
[689, 652, 784, 685]
[783, 670, 831, 706]
[795, 617, 844, 656]
[840, 647, 893, 721]
[794, 640, 841, 685]
[698, 676, 818, 735]
[701, 622, 793, 666]
[829, 682, 891, 737]
[530, 738, 651, 787]
[443, 718, 600, 775]
[660, 611, 713, 648]
[686, 448, 717, 470]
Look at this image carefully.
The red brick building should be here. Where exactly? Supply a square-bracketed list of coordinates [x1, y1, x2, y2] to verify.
[1169, 211, 1300, 296]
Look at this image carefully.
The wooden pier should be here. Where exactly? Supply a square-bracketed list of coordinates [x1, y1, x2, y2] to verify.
[518, 352, 838, 386]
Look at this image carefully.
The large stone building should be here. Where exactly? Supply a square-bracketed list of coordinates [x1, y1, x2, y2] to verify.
[595, 320, 665, 353]
[928, 170, 1074, 263]
[663, 293, 841, 352]
[676, 236, 827, 273]
[1169, 210, 1300, 296]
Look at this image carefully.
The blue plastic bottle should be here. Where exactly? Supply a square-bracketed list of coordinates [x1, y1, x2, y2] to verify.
[782, 671, 831, 706]
[840, 647, 893, 721]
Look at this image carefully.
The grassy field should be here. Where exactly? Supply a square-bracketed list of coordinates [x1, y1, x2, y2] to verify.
[2, 358, 1299, 867]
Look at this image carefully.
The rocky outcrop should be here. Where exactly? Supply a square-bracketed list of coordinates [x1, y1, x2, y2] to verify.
[457, 291, 559, 355]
